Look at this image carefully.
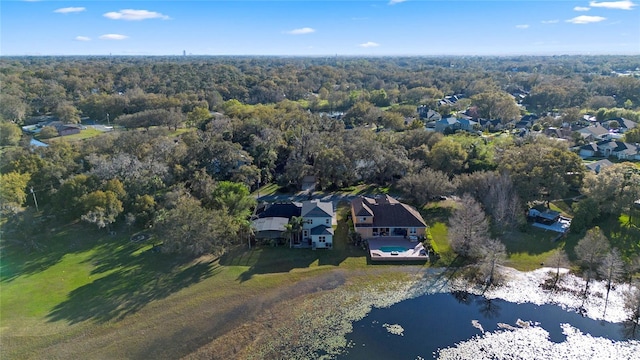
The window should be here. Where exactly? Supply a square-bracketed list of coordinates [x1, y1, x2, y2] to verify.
[361, 217, 367, 222]
[306, 219, 313, 224]
[410, 228, 417, 234]
[325, 218, 330, 224]
[318, 236, 326, 242]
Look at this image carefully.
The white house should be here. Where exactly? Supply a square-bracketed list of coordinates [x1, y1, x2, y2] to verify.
[301, 200, 334, 249]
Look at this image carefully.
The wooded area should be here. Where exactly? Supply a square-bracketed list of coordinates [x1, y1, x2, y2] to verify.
[1, 55, 639, 259]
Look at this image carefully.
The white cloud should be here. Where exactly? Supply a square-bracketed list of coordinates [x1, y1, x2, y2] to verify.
[285, 27, 316, 35]
[589, 0, 637, 9]
[566, 15, 607, 23]
[574, 6, 591, 11]
[389, 0, 407, 4]
[99, 34, 129, 40]
[541, 19, 560, 24]
[359, 41, 380, 48]
[516, 24, 530, 29]
[54, 7, 86, 14]
[103, 9, 170, 21]
[75, 36, 91, 41]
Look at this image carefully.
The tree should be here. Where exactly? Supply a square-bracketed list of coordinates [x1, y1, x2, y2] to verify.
[0, 94, 28, 124]
[623, 282, 640, 338]
[186, 106, 212, 128]
[38, 126, 59, 139]
[482, 172, 522, 232]
[448, 194, 490, 258]
[570, 197, 600, 234]
[55, 102, 81, 124]
[498, 141, 585, 205]
[429, 137, 468, 175]
[0, 121, 22, 146]
[209, 181, 256, 219]
[470, 91, 520, 123]
[475, 238, 506, 287]
[397, 168, 458, 206]
[156, 195, 237, 256]
[581, 163, 640, 220]
[0, 172, 31, 214]
[546, 249, 570, 289]
[575, 227, 611, 296]
[624, 128, 640, 143]
[80, 190, 124, 232]
[288, 215, 305, 247]
[599, 248, 625, 315]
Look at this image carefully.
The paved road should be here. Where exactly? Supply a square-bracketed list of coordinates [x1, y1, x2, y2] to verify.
[256, 191, 403, 209]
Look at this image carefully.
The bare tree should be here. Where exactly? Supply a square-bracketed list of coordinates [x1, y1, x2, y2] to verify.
[575, 227, 610, 296]
[448, 194, 490, 258]
[599, 248, 625, 315]
[623, 282, 640, 338]
[546, 249, 570, 290]
[483, 173, 522, 232]
[475, 238, 507, 287]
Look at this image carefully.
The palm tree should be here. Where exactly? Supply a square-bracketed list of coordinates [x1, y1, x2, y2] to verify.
[290, 216, 305, 245]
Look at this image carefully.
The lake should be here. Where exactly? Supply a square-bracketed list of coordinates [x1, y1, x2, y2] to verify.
[339, 292, 627, 359]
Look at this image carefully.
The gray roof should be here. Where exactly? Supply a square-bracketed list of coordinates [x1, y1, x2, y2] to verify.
[301, 200, 333, 218]
[585, 159, 614, 173]
[252, 217, 289, 232]
[310, 225, 334, 236]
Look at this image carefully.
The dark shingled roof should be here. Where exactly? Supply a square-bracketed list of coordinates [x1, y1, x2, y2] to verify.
[352, 195, 427, 228]
[257, 202, 301, 219]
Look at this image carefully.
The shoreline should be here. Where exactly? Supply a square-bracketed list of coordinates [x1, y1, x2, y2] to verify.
[185, 265, 639, 359]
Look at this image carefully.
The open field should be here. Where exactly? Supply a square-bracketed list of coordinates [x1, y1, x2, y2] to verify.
[0, 206, 392, 359]
[2, 200, 638, 359]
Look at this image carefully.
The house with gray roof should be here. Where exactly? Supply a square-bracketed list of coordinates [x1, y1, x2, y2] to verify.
[301, 200, 334, 249]
[579, 140, 640, 160]
[575, 123, 610, 142]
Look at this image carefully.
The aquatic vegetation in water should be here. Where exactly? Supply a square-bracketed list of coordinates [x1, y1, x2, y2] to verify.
[382, 323, 404, 336]
[437, 322, 640, 360]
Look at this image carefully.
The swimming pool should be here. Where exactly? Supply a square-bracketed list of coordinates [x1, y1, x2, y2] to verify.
[379, 246, 408, 253]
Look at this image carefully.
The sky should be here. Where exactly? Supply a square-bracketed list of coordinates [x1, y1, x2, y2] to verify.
[1, 0, 639, 56]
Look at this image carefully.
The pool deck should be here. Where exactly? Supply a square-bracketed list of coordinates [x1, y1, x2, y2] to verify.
[367, 237, 428, 262]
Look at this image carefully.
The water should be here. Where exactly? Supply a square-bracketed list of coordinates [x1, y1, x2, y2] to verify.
[339, 292, 626, 359]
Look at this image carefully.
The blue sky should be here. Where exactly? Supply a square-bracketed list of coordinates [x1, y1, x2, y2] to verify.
[1, 0, 639, 56]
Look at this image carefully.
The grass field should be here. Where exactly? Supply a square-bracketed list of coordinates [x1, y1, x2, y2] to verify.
[0, 204, 376, 359]
[2, 198, 637, 358]
[44, 128, 105, 142]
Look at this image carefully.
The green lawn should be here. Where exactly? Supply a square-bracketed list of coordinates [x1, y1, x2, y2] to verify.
[45, 128, 104, 142]
[0, 204, 373, 358]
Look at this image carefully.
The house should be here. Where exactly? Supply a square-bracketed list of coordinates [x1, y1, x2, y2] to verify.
[252, 200, 334, 249]
[575, 123, 610, 142]
[527, 208, 571, 233]
[478, 119, 503, 132]
[301, 175, 316, 193]
[54, 123, 82, 136]
[579, 142, 600, 158]
[351, 195, 427, 240]
[417, 106, 441, 122]
[585, 159, 614, 174]
[458, 118, 478, 132]
[601, 117, 637, 133]
[434, 117, 460, 133]
[252, 202, 302, 242]
[579, 140, 640, 160]
[301, 200, 334, 249]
